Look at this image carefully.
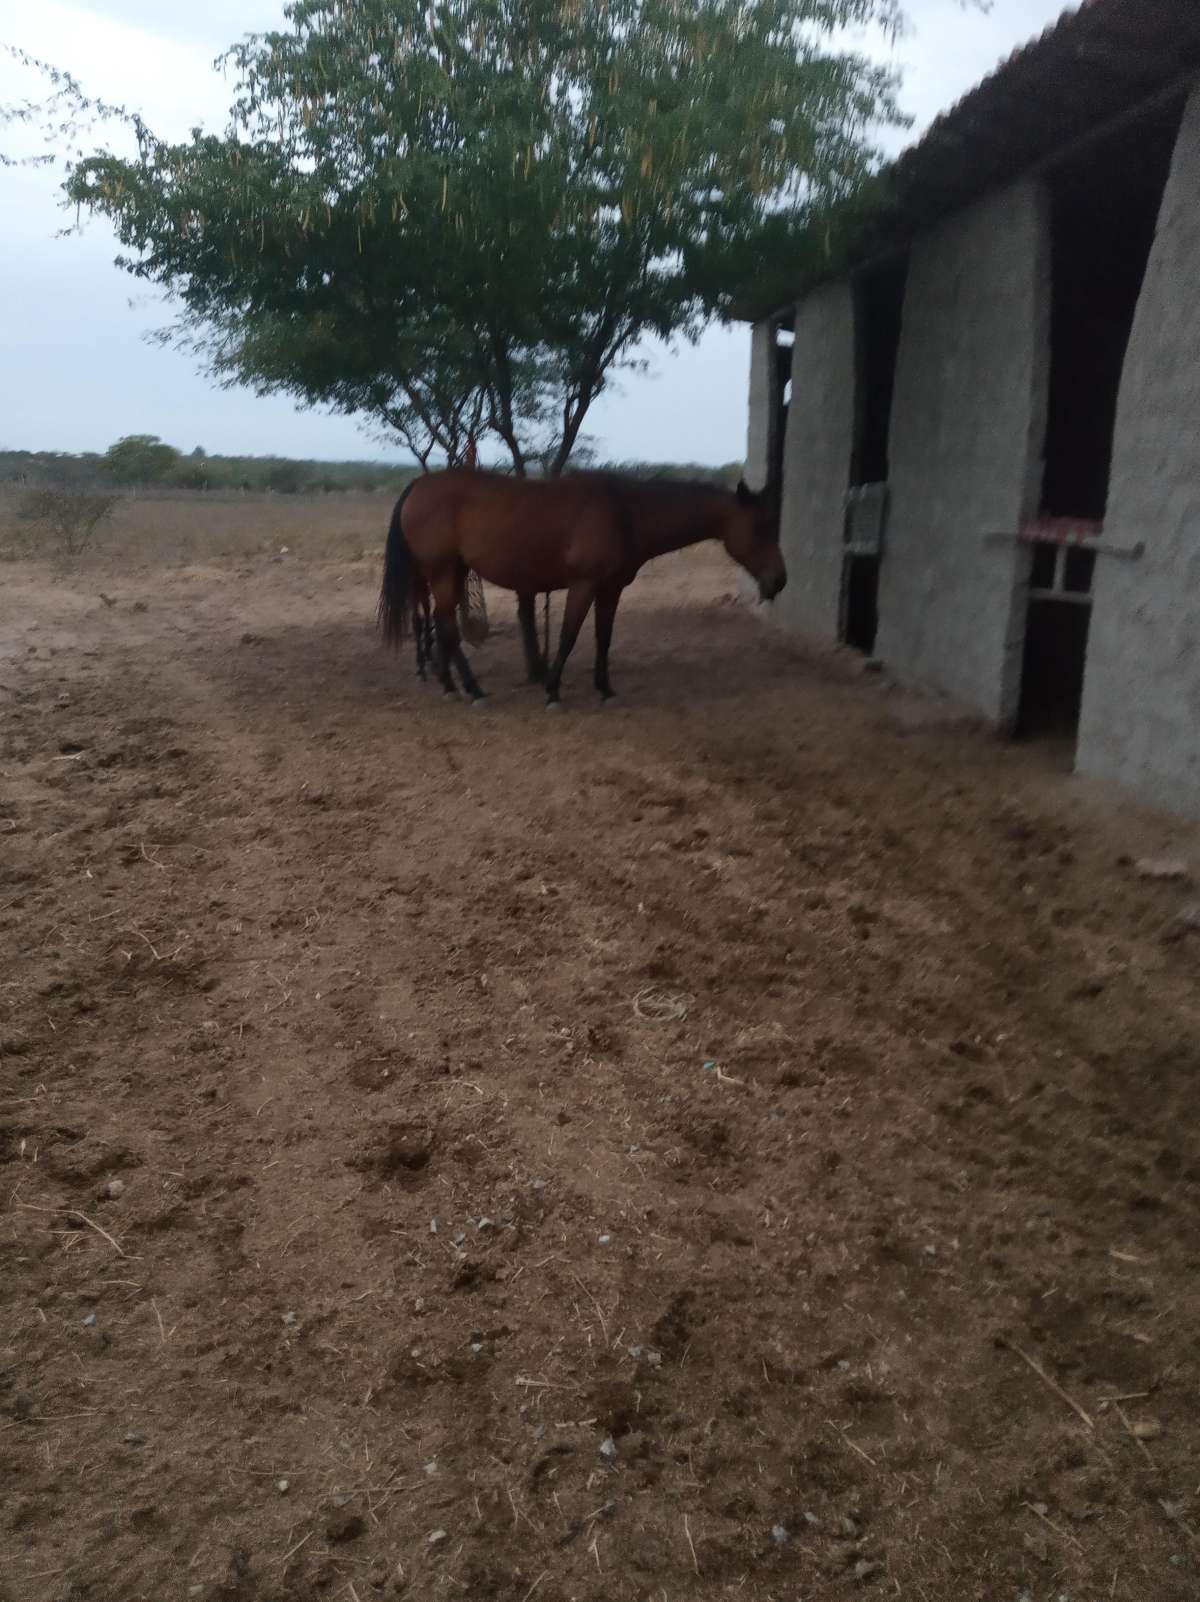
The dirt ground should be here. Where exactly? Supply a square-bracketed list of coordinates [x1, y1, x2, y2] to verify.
[2, 526, 1199, 1602]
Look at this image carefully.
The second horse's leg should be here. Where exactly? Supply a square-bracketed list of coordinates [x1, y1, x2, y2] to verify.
[545, 581, 596, 709]
[414, 588, 432, 680]
[517, 591, 546, 683]
[593, 584, 623, 700]
[432, 576, 485, 703]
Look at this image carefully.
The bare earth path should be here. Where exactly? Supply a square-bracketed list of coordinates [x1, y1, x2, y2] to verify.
[2, 546, 1199, 1602]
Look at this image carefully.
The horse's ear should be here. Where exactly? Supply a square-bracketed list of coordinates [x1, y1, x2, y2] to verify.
[736, 479, 754, 505]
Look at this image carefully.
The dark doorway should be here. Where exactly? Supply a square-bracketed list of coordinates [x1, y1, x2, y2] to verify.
[1018, 94, 1184, 739]
[843, 554, 880, 653]
[841, 255, 907, 654]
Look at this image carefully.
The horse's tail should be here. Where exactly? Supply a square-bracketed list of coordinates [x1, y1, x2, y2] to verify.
[378, 482, 418, 649]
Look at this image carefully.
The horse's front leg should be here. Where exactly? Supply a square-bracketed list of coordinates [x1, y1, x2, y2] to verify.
[545, 581, 596, 709]
[593, 584, 623, 700]
[517, 591, 546, 683]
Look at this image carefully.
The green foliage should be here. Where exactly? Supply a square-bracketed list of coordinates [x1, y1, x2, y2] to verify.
[103, 434, 181, 485]
[65, 0, 905, 473]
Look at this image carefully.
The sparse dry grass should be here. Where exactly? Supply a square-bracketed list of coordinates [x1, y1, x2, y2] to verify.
[0, 487, 392, 569]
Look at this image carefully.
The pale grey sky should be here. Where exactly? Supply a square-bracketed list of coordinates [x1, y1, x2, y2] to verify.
[0, 1, 1072, 464]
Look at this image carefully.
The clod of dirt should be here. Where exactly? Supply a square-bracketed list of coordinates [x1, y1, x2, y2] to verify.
[352, 1122, 435, 1187]
[771, 1524, 789, 1545]
[1135, 857, 1191, 882]
[599, 1436, 618, 1461]
[1132, 1418, 1164, 1441]
[101, 1178, 126, 1201]
[325, 1509, 366, 1544]
[592, 1380, 641, 1437]
[650, 1290, 693, 1360]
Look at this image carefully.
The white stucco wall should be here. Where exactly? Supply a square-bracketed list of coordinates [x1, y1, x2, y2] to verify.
[876, 182, 1050, 726]
[771, 282, 857, 642]
[1075, 84, 1200, 816]
[745, 320, 775, 493]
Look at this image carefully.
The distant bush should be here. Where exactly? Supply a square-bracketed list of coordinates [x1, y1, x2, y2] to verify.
[265, 459, 306, 494]
[104, 435, 182, 486]
[16, 487, 120, 563]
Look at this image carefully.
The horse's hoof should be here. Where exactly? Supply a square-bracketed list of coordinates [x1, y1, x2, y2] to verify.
[442, 690, 458, 700]
[468, 696, 488, 710]
[545, 701, 563, 715]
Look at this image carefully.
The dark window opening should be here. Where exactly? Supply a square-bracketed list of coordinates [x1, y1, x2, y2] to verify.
[851, 255, 908, 487]
[1062, 545, 1097, 595]
[1029, 541, 1058, 590]
[1040, 96, 1184, 521]
[840, 254, 908, 655]
[1019, 93, 1183, 746]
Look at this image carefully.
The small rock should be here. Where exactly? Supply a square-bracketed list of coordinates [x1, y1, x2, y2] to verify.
[277, 1479, 290, 1494]
[103, 1179, 125, 1200]
[428, 1528, 448, 1546]
[645, 1348, 663, 1368]
[282, 1311, 297, 1326]
[627, 1346, 643, 1360]
[803, 1511, 820, 1527]
[771, 1524, 789, 1546]
[279, 546, 290, 555]
[122, 1431, 146, 1446]
[82, 1313, 97, 1327]
[853, 1559, 882, 1582]
[1132, 1418, 1164, 1441]
[1135, 857, 1190, 882]
[477, 1217, 495, 1231]
[423, 1459, 438, 1476]
[469, 1342, 484, 1354]
[839, 1516, 859, 1536]
[599, 1436, 618, 1461]
[598, 1234, 611, 1245]
[532, 1179, 546, 1191]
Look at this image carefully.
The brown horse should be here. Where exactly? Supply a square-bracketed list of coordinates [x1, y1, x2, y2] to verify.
[378, 468, 785, 706]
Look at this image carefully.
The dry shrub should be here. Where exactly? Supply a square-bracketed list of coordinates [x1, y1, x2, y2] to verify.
[15, 487, 120, 564]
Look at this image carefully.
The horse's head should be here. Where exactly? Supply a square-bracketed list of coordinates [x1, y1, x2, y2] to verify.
[722, 480, 787, 601]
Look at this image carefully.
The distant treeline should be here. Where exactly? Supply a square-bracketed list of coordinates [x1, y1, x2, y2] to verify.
[0, 438, 743, 495]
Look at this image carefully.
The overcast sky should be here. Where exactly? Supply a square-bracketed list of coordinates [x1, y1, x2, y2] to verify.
[0, 1, 1072, 465]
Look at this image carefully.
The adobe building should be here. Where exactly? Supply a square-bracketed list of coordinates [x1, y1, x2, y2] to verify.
[740, 0, 1200, 817]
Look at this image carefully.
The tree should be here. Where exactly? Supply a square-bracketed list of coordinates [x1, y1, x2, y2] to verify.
[103, 434, 181, 486]
[64, 1, 905, 473]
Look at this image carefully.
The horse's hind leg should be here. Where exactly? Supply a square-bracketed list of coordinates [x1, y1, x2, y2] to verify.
[593, 583, 623, 700]
[517, 591, 546, 683]
[432, 574, 485, 702]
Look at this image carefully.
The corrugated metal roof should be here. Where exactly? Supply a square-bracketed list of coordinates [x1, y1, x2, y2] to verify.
[730, 0, 1200, 323]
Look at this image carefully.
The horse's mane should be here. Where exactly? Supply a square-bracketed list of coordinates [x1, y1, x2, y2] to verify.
[565, 468, 735, 499]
